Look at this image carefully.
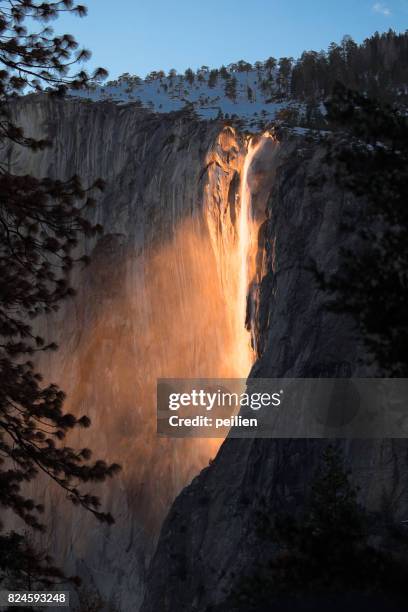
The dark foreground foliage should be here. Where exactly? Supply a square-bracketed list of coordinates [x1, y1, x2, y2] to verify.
[210, 447, 408, 612]
[0, 1, 120, 590]
[313, 84, 408, 376]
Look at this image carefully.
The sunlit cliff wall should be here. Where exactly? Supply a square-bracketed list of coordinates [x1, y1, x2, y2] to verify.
[8, 96, 260, 610]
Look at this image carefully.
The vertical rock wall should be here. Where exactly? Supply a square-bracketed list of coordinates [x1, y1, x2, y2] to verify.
[7, 97, 251, 610]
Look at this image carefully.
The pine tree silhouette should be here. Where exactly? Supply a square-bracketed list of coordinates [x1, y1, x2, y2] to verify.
[314, 84, 408, 375]
[0, 1, 120, 588]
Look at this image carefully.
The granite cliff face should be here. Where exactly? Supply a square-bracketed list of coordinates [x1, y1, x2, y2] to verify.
[11, 96, 408, 612]
[10, 96, 251, 610]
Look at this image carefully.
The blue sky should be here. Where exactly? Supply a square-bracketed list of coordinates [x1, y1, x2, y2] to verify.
[53, 0, 407, 79]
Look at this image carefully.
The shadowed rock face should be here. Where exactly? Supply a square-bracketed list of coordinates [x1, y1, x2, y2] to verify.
[140, 142, 408, 611]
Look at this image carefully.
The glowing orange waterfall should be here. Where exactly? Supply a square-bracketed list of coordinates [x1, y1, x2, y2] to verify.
[236, 132, 273, 373]
[237, 138, 261, 373]
[204, 129, 274, 378]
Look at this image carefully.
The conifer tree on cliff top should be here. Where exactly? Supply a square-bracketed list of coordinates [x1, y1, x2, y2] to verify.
[0, 0, 120, 587]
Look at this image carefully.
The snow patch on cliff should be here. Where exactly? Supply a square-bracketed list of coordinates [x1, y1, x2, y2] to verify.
[70, 67, 301, 128]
